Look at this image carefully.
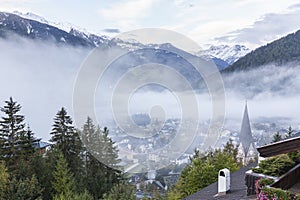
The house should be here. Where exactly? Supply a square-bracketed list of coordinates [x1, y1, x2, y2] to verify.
[244, 135, 300, 195]
[185, 103, 259, 199]
[32, 139, 51, 154]
[183, 103, 300, 199]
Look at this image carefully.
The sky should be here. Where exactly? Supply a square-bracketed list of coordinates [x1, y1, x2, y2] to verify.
[1, 0, 300, 49]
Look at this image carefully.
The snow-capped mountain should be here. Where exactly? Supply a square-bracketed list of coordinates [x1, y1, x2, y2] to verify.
[199, 44, 251, 65]
[0, 11, 250, 71]
[13, 11, 89, 35]
[0, 12, 104, 47]
[12, 11, 117, 47]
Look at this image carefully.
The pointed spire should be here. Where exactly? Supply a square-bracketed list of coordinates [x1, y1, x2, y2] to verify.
[240, 101, 254, 157]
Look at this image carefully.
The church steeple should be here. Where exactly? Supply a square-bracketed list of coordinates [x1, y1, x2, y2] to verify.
[239, 101, 254, 157]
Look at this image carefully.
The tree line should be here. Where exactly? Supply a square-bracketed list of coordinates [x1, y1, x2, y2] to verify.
[0, 97, 243, 200]
[166, 140, 241, 199]
[224, 29, 300, 72]
[0, 97, 135, 200]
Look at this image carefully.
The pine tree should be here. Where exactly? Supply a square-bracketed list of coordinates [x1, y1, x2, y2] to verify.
[7, 175, 43, 200]
[18, 125, 36, 160]
[82, 117, 106, 198]
[105, 182, 136, 200]
[50, 107, 75, 154]
[31, 152, 55, 200]
[52, 152, 75, 199]
[0, 161, 9, 199]
[81, 117, 121, 199]
[102, 127, 121, 169]
[223, 139, 239, 163]
[0, 97, 26, 170]
[50, 107, 84, 192]
[273, 132, 282, 143]
[286, 126, 294, 139]
[101, 126, 122, 193]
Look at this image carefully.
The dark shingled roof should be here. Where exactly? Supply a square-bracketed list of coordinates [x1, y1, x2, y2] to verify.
[184, 162, 257, 200]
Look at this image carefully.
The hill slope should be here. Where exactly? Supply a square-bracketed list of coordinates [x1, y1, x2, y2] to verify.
[224, 30, 300, 72]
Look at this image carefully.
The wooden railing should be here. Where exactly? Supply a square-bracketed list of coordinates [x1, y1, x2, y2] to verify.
[271, 163, 300, 190]
[245, 170, 277, 196]
[245, 163, 300, 195]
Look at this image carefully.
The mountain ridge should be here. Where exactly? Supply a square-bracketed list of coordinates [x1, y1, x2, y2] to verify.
[224, 30, 300, 72]
[0, 11, 249, 70]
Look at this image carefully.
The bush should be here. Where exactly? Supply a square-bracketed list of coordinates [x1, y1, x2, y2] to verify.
[288, 151, 300, 164]
[255, 178, 274, 195]
[258, 178, 274, 187]
[252, 154, 295, 176]
[260, 187, 297, 200]
[255, 178, 298, 200]
[105, 182, 136, 200]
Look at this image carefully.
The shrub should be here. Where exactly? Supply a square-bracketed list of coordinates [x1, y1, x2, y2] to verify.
[253, 154, 295, 176]
[287, 151, 300, 164]
[255, 178, 298, 200]
[255, 178, 274, 195]
[260, 187, 297, 200]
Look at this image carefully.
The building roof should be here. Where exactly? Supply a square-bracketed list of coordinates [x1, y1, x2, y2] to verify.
[257, 136, 300, 157]
[32, 140, 51, 149]
[184, 162, 257, 200]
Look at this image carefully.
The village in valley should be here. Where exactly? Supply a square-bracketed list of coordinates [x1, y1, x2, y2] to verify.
[1, 1, 300, 199]
[38, 102, 300, 199]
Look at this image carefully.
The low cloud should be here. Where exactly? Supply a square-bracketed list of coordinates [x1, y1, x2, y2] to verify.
[215, 8, 300, 48]
[0, 35, 90, 140]
[102, 28, 121, 33]
[222, 63, 300, 128]
[1, 35, 300, 142]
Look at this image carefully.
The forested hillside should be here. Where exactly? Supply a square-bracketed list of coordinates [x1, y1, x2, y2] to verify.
[224, 30, 300, 72]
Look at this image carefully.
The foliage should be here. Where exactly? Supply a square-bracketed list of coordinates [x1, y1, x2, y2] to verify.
[31, 152, 56, 199]
[0, 161, 43, 200]
[259, 187, 297, 200]
[255, 178, 274, 195]
[0, 98, 127, 199]
[222, 139, 239, 163]
[287, 151, 300, 164]
[0, 97, 35, 171]
[167, 144, 240, 199]
[73, 190, 94, 200]
[252, 154, 296, 177]
[286, 126, 294, 139]
[104, 182, 136, 200]
[258, 178, 275, 187]
[272, 132, 282, 143]
[255, 178, 298, 200]
[52, 152, 75, 199]
[0, 161, 9, 199]
[81, 117, 121, 199]
[50, 107, 85, 192]
[7, 175, 43, 200]
[54, 189, 94, 200]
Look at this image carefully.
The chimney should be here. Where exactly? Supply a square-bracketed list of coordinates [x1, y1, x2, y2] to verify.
[218, 168, 230, 195]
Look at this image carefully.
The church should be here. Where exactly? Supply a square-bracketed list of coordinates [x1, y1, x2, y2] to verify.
[237, 102, 257, 165]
